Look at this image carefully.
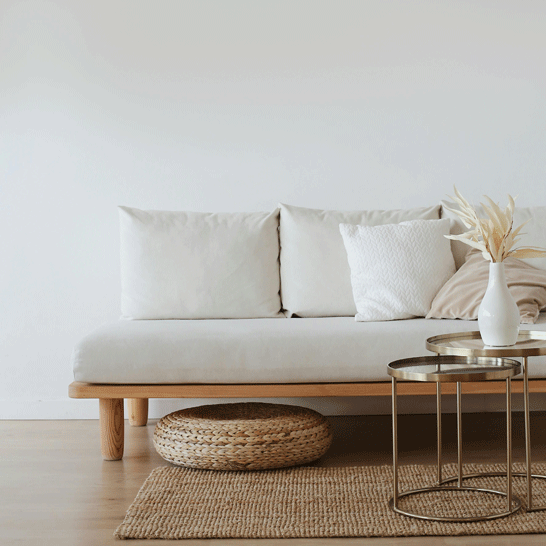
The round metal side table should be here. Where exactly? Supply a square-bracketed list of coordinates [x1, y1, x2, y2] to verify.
[388, 355, 522, 522]
[427, 330, 546, 512]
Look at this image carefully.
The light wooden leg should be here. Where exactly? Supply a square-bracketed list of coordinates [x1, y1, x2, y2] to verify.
[99, 398, 124, 460]
[128, 398, 148, 427]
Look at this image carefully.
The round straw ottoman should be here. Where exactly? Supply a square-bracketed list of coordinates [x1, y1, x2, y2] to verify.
[153, 402, 333, 470]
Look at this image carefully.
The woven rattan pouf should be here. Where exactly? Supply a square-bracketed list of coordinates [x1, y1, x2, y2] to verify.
[153, 402, 333, 470]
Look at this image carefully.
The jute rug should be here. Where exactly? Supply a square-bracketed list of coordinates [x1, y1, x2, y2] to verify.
[115, 463, 546, 539]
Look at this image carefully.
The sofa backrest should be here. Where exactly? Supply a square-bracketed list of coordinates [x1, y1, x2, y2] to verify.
[278, 203, 441, 317]
[441, 201, 546, 270]
[119, 206, 283, 319]
[118, 201, 545, 320]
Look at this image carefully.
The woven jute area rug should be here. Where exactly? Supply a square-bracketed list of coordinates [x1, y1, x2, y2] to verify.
[115, 462, 546, 539]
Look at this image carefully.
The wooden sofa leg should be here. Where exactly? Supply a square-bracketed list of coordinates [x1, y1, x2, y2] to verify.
[128, 398, 148, 427]
[99, 398, 124, 461]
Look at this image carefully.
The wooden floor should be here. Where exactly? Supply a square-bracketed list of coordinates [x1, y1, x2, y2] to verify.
[2, 412, 546, 545]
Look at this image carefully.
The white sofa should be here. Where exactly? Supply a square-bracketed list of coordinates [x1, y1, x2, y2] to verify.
[69, 202, 546, 460]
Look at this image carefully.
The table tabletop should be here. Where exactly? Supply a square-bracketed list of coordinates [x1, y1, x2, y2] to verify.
[426, 330, 546, 358]
[387, 355, 521, 383]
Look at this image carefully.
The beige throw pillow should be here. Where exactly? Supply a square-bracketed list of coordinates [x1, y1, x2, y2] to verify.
[427, 252, 546, 324]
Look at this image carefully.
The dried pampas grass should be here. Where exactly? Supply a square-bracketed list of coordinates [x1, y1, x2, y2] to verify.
[445, 187, 546, 263]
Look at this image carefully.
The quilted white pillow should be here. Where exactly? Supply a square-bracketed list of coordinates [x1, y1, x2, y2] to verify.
[279, 203, 441, 317]
[441, 200, 546, 271]
[339, 219, 455, 321]
[119, 207, 282, 319]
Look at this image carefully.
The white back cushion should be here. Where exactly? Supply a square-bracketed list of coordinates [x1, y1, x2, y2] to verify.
[340, 219, 455, 321]
[509, 206, 546, 271]
[119, 207, 282, 319]
[441, 201, 546, 270]
[278, 203, 440, 317]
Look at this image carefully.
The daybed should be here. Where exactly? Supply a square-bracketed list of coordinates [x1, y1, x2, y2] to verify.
[69, 202, 546, 459]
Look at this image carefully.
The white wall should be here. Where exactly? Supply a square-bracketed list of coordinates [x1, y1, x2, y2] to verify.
[1, 0, 545, 419]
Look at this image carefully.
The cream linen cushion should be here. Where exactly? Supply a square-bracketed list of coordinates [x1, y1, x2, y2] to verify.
[279, 203, 440, 317]
[427, 252, 546, 324]
[119, 206, 282, 319]
[512, 206, 546, 271]
[340, 219, 455, 321]
[441, 200, 546, 270]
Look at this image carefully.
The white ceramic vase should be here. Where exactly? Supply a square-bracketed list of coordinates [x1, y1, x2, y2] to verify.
[478, 262, 520, 347]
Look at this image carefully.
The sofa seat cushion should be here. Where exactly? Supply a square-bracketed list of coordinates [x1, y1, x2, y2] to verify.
[72, 315, 546, 384]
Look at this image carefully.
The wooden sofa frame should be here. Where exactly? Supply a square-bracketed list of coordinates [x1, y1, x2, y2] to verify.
[69, 379, 546, 460]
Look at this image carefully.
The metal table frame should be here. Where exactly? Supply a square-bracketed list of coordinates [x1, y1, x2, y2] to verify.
[388, 355, 522, 522]
[427, 330, 546, 512]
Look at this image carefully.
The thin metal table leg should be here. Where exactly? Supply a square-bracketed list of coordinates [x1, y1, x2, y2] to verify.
[437, 382, 442, 485]
[506, 377, 512, 512]
[392, 377, 398, 508]
[523, 356, 532, 511]
[457, 381, 462, 488]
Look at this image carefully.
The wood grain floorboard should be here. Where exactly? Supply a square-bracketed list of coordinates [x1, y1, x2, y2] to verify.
[1, 412, 546, 545]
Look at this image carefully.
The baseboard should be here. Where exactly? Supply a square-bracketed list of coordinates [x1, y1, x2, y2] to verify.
[2, 394, 545, 419]
[0, 399, 100, 419]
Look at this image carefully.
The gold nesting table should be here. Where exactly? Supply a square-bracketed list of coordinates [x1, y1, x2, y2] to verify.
[388, 355, 522, 522]
[427, 331, 546, 512]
